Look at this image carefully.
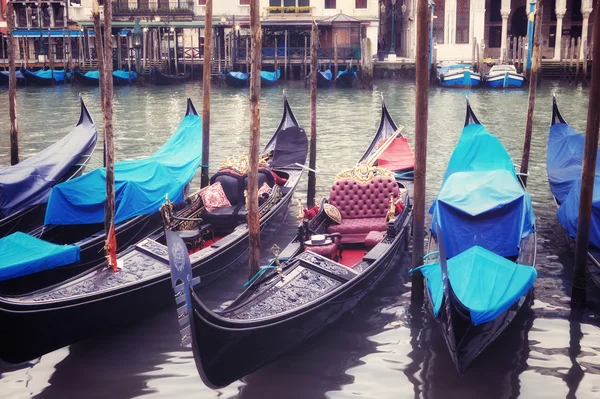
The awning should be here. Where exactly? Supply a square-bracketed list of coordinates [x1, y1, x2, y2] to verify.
[13, 29, 85, 37]
[78, 21, 205, 28]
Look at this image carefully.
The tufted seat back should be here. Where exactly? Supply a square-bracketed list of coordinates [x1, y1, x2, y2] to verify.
[329, 177, 399, 219]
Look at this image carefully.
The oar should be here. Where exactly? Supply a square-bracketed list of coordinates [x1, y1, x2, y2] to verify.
[366, 125, 405, 166]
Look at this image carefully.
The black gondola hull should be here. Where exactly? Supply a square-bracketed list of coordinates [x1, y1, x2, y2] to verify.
[22, 70, 60, 86]
[0, 174, 295, 363]
[0, 72, 25, 85]
[225, 74, 248, 87]
[189, 220, 409, 388]
[316, 72, 332, 88]
[73, 71, 99, 86]
[152, 68, 189, 85]
[334, 73, 358, 88]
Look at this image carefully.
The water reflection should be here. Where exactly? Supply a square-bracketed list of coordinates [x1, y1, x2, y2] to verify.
[1, 80, 600, 398]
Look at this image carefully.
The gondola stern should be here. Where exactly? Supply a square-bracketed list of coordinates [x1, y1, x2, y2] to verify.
[77, 94, 95, 127]
[186, 98, 199, 116]
[552, 96, 567, 125]
[464, 98, 481, 127]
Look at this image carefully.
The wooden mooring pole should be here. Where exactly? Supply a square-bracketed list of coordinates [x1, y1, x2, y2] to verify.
[572, 15, 600, 305]
[583, 46, 589, 86]
[7, 2, 18, 165]
[274, 38, 278, 79]
[92, 0, 105, 127]
[101, 0, 117, 271]
[411, 0, 430, 296]
[248, 0, 262, 279]
[201, 0, 213, 188]
[334, 33, 338, 79]
[569, 37, 575, 82]
[575, 37, 581, 84]
[307, 20, 318, 209]
[519, 0, 542, 187]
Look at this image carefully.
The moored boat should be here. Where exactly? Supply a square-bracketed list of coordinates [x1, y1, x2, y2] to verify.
[260, 69, 280, 86]
[166, 99, 413, 388]
[334, 67, 358, 88]
[547, 97, 600, 286]
[0, 96, 307, 364]
[483, 65, 524, 88]
[224, 71, 249, 87]
[411, 101, 537, 374]
[74, 69, 137, 86]
[436, 64, 481, 88]
[0, 70, 26, 85]
[152, 68, 190, 85]
[22, 68, 71, 85]
[317, 69, 333, 87]
[0, 97, 98, 238]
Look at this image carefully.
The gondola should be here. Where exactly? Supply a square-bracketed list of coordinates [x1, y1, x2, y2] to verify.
[74, 69, 137, 86]
[0, 95, 307, 364]
[260, 69, 280, 86]
[0, 96, 98, 238]
[22, 68, 70, 85]
[436, 64, 481, 88]
[334, 67, 358, 88]
[165, 99, 413, 388]
[316, 69, 333, 87]
[411, 101, 537, 374]
[224, 71, 248, 87]
[547, 97, 600, 286]
[151, 67, 190, 85]
[0, 99, 202, 303]
[483, 65, 524, 88]
[0, 70, 25, 85]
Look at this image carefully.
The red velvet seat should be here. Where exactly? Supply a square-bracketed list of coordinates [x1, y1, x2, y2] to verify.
[365, 230, 385, 249]
[326, 176, 399, 244]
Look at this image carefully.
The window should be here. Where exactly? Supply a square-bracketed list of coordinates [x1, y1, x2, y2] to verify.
[355, 0, 367, 8]
[240, 0, 250, 5]
[488, 26, 501, 48]
[572, 0, 582, 21]
[284, 0, 295, 6]
[550, 0, 556, 21]
[198, 0, 206, 5]
[70, 0, 81, 6]
[433, 0, 445, 44]
[489, 0, 501, 22]
[269, 0, 281, 5]
[298, 0, 309, 6]
[549, 25, 556, 48]
[325, 0, 336, 9]
[455, 0, 470, 44]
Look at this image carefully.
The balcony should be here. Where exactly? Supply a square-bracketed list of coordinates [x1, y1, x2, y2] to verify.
[112, 1, 194, 16]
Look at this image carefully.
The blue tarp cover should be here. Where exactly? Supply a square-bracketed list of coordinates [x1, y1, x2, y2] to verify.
[320, 69, 333, 81]
[430, 123, 535, 258]
[547, 122, 600, 247]
[0, 232, 80, 281]
[0, 112, 97, 219]
[336, 69, 358, 78]
[44, 112, 202, 226]
[415, 246, 537, 325]
[84, 70, 100, 79]
[260, 70, 280, 82]
[228, 71, 248, 80]
[0, 71, 24, 79]
[26, 69, 70, 82]
[113, 70, 136, 80]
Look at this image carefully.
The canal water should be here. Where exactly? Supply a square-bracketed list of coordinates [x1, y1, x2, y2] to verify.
[0, 80, 599, 398]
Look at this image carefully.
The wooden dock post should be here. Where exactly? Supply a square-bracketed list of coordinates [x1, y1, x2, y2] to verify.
[307, 20, 318, 209]
[563, 37, 569, 79]
[245, 36, 249, 75]
[201, 0, 213, 188]
[334, 33, 338, 79]
[274, 38, 278, 79]
[63, 32, 67, 86]
[583, 46, 589, 86]
[100, 0, 117, 271]
[359, 36, 373, 89]
[92, 0, 105, 117]
[302, 36, 307, 81]
[412, 0, 431, 296]
[248, 0, 262, 278]
[49, 33, 55, 83]
[575, 37, 581, 84]
[284, 29, 288, 80]
[519, 0, 543, 187]
[572, 15, 600, 304]
[569, 37, 575, 82]
[472, 37, 477, 71]
[7, 1, 18, 165]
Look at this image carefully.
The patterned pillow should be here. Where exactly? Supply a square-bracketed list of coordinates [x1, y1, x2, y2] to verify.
[201, 181, 232, 212]
[258, 182, 271, 196]
[324, 203, 342, 224]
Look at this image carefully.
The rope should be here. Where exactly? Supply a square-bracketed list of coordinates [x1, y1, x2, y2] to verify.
[244, 266, 276, 288]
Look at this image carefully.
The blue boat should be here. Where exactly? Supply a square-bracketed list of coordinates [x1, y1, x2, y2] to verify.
[74, 69, 137, 86]
[547, 97, 600, 283]
[484, 65, 525, 88]
[317, 69, 333, 87]
[436, 64, 481, 88]
[260, 69, 280, 86]
[0, 99, 202, 296]
[0, 70, 25, 85]
[224, 71, 248, 87]
[334, 68, 358, 88]
[22, 68, 71, 86]
[411, 101, 537, 374]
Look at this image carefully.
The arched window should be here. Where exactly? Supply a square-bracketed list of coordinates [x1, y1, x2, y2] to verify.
[433, 0, 445, 44]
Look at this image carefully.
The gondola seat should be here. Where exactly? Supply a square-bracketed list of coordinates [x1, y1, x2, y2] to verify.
[365, 230, 385, 249]
[326, 175, 399, 244]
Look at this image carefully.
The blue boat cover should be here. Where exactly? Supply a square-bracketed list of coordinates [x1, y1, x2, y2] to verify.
[0, 232, 80, 281]
[415, 246, 537, 325]
[260, 70, 281, 82]
[0, 70, 24, 79]
[29, 69, 70, 82]
[0, 110, 97, 219]
[336, 69, 358, 78]
[228, 71, 248, 80]
[430, 123, 535, 258]
[44, 112, 202, 226]
[547, 121, 600, 247]
[113, 70, 137, 80]
[84, 70, 99, 79]
[320, 69, 333, 81]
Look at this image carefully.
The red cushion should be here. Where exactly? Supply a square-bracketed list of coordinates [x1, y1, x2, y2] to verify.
[271, 170, 287, 185]
[365, 231, 385, 249]
[329, 177, 399, 219]
[305, 244, 337, 259]
[327, 217, 387, 244]
[201, 181, 232, 212]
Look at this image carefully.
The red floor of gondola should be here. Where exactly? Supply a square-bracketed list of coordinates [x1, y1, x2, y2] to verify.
[339, 248, 366, 268]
